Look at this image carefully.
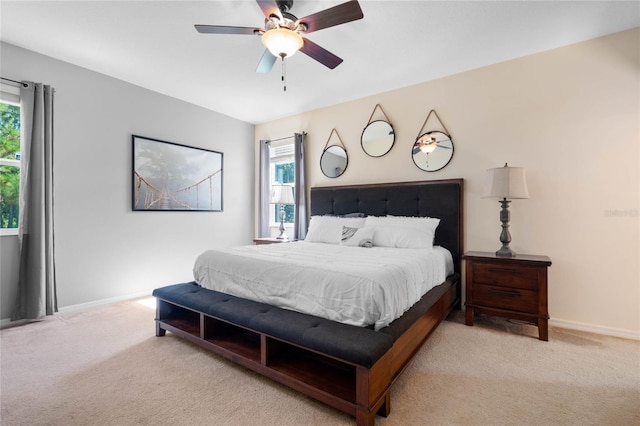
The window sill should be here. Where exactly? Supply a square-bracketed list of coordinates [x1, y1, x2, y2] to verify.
[0, 229, 18, 237]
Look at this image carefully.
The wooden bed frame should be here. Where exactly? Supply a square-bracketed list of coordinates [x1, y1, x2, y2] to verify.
[154, 179, 463, 425]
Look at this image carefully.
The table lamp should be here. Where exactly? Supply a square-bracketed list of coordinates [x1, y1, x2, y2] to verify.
[482, 163, 529, 257]
[270, 184, 295, 240]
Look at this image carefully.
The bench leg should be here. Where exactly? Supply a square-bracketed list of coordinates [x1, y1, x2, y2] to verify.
[356, 409, 375, 426]
[355, 390, 390, 425]
[156, 321, 166, 337]
[377, 391, 391, 417]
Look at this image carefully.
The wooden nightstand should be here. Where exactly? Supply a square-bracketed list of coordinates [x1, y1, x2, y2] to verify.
[253, 237, 295, 245]
[463, 251, 552, 341]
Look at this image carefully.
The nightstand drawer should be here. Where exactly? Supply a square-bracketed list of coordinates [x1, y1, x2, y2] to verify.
[473, 262, 538, 290]
[473, 284, 538, 313]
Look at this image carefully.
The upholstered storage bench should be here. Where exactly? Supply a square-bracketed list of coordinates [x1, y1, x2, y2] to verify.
[153, 281, 394, 366]
[153, 277, 459, 426]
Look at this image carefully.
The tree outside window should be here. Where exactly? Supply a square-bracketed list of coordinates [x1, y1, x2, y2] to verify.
[270, 143, 295, 225]
[0, 102, 20, 230]
[274, 161, 295, 223]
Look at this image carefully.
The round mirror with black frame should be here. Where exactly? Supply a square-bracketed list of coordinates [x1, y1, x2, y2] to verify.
[320, 145, 348, 178]
[411, 130, 454, 172]
[361, 120, 395, 157]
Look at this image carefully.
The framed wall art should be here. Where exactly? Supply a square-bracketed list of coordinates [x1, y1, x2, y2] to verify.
[132, 135, 223, 211]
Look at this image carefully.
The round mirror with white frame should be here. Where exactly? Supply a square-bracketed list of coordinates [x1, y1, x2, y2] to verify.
[320, 145, 348, 178]
[411, 130, 454, 172]
[361, 120, 395, 157]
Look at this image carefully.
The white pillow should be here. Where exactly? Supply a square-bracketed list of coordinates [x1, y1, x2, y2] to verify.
[371, 226, 434, 249]
[305, 216, 366, 244]
[365, 215, 440, 249]
[341, 226, 375, 247]
[365, 215, 440, 235]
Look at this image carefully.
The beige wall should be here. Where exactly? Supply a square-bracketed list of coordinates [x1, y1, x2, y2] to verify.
[256, 28, 640, 339]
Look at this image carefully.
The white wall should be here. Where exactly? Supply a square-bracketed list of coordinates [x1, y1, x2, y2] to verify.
[0, 42, 255, 317]
[256, 28, 640, 339]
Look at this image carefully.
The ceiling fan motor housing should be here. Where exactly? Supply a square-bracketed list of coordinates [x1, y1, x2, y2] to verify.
[265, 12, 304, 32]
[276, 0, 294, 13]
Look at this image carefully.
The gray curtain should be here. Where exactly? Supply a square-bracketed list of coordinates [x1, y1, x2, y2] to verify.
[257, 139, 271, 238]
[293, 132, 307, 240]
[12, 82, 57, 320]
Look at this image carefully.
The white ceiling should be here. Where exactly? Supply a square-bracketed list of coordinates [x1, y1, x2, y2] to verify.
[1, 1, 638, 124]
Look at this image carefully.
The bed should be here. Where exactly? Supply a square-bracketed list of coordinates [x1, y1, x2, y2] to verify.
[153, 179, 463, 425]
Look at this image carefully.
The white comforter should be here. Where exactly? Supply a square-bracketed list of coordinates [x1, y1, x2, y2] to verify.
[193, 241, 453, 330]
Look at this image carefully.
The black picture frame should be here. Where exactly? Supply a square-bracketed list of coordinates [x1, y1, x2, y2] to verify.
[132, 135, 223, 211]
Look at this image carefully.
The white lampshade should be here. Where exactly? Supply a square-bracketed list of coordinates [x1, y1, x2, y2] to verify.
[261, 28, 303, 58]
[482, 164, 530, 199]
[270, 184, 295, 205]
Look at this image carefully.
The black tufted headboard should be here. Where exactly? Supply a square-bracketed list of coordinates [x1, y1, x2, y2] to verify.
[310, 179, 464, 274]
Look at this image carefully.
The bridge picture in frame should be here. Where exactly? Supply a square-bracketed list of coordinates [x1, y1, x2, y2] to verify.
[132, 135, 223, 212]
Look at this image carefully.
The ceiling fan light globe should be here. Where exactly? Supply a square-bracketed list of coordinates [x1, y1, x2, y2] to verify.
[419, 144, 437, 154]
[261, 28, 303, 58]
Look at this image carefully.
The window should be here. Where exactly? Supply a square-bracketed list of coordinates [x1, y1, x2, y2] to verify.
[0, 88, 21, 235]
[270, 142, 295, 225]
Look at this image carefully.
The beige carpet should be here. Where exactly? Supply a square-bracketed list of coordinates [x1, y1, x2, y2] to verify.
[1, 298, 638, 426]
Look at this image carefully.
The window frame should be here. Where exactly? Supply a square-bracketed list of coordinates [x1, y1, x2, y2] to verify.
[269, 142, 295, 228]
[0, 84, 21, 237]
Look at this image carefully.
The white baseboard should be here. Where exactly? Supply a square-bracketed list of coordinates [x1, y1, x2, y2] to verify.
[1, 289, 154, 328]
[550, 318, 640, 341]
[57, 289, 154, 314]
[4, 295, 638, 341]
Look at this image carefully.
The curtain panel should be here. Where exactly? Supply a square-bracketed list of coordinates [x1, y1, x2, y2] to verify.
[293, 132, 307, 240]
[257, 139, 270, 238]
[13, 82, 57, 320]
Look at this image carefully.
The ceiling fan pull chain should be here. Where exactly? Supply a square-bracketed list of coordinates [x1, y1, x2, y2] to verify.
[282, 57, 287, 92]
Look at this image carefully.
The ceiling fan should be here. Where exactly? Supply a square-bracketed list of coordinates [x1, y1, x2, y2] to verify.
[195, 0, 364, 74]
[413, 132, 453, 155]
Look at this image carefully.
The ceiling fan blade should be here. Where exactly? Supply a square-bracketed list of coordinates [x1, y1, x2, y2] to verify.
[256, 0, 282, 20]
[256, 49, 277, 73]
[195, 25, 260, 35]
[300, 38, 343, 69]
[299, 0, 364, 34]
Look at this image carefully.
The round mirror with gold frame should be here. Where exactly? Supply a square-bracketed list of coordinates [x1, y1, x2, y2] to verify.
[411, 130, 454, 172]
